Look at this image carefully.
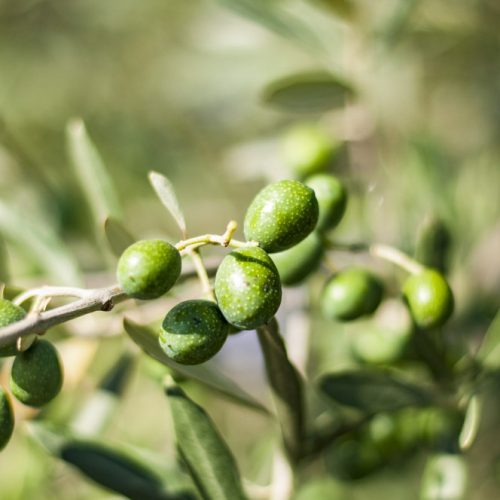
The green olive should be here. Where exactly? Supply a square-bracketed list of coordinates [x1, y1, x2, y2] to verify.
[10, 339, 63, 407]
[244, 180, 319, 253]
[0, 387, 14, 451]
[159, 300, 229, 365]
[117, 239, 182, 300]
[271, 232, 324, 286]
[402, 269, 454, 329]
[305, 173, 347, 232]
[214, 246, 282, 329]
[0, 299, 26, 357]
[321, 268, 383, 321]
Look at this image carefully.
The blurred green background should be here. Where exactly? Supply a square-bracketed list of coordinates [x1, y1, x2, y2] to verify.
[0, 0, 499, 498]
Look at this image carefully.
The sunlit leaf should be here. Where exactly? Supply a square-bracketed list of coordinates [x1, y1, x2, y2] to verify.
[148, 171, 187, 237]
[256, 318, 304, 460]
[165, 379, 247, 500]
[459, 395, 481, 451]
[476, 309, 500, 370]
[421, 453, 467, 500]
[67, 119, 122, 225]
[262, 71, 354, 113]
[319, 370, 434, 414]
[123, 318, 269, 414]
[104, 216, 135, 257]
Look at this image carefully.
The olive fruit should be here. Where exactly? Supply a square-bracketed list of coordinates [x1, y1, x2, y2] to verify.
[282, 124, 337, 178]
[214, 246, 282, 329]
[321, 268, 383, 321]
[271, 232, 324, 286]
[117, 239, 181, 300]
[244, 180, 319, 253]
[0, 299, 26, 357]
[0, 387, 14, 451]
[159, 300, 229, 365]
[10, 339, 63, 407]
[402, 269, 454, 329]
[305, 174, 347, 232]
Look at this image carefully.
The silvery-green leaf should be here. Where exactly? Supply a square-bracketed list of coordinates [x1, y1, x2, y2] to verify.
[476, 310, 500, 370]
[104, 216, 135, 257]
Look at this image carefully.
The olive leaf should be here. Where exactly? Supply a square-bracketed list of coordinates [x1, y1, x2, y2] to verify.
[165, 379, 247, 500]
[319, 370, 435, 414]
[415, 214, 452, 273]
[27, 423, 195, 500]
[262, 71, 354, 113]
[256, 318, 304, 461]
[148, 171, 187, 237]
[123, 318, 269, 414]
[104, 216, 135, 257]
[309, 0, 355, 20]
[66, 119, 122, 224]
[476, 309, 500, 370]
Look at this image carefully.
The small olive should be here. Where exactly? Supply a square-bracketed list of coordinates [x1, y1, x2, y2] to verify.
[0, 387, 14, 451]
[0, 299, 26, 357]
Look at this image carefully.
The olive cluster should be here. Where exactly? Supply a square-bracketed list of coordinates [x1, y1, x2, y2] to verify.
[0, 299, 63, 451]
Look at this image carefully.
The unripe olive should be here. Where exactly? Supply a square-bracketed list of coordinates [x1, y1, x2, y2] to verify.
[321, 268, 383, 321]
[0, 299, 26, 357]
[271, 232, 324, 286]
[244, 180, 319, 253]
[159, 300, 229, 365]
[305, 173, 347, 232]
[282, 124, 337, 178]
[214, 246, 282, 329]
[117, 239, 181, 300]
[402, 269, 454, 329]
[10, 339, 63, 407]
[0, 387, 14, 451]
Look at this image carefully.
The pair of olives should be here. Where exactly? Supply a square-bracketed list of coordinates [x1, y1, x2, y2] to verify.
[0, 299, 63, 451]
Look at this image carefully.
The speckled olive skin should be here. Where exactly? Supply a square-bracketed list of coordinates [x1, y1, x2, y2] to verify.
[10, 339, 63, 407]
[321, 268, 384, 321]
[0, 299, 26, 357]
[159, 300, 229, 365]
[282, 125, 336, 178]
[271, 232, 324, 286]
[403, 269, 454, 329]
[305, 174, 347, 232]
[0, 387, 14, 451]
[117, 239, 181, 300]
[244, 180, 319, 253]
[214, 246, 282, 329]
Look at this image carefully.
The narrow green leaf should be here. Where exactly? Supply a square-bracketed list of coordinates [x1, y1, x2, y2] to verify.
[123, 318, 269, 414]
[262, 71, 354, 113]
[66, 118, 122, 225]
[256, 318, 304, 460]
[310, 0, 355, 20]
[421, 453, 467, 500]
[415, 214, 452, 273]
[0, 235, 9, 283]
[27, 423, 194, 500]
[0, 201, 81, 285]
[319, 370, 434, 414]
[216, 0, 323, 53]
[476, 309, 500, 370]
[104, 216, 135, 257]
[459, 396, 481, 451]
[148, 171, 187, 237]
[165, 379, 247, 500]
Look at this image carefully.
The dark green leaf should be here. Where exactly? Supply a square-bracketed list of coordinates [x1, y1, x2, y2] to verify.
[477, 309, 500, 370]
[310, 0, 355, 20]
[421, 453, 467, 500]
[66, 119, 122, 224]
[104, 216, 135, 257]
[165, 379, 247, 500]
[124, 318, 269, 414]
[256, 318, 304, 460]
[319, 370, 434, 414]
[262, 71, 354, 113]
[415, 214, 452, 273]
[0, 235, 9, 283]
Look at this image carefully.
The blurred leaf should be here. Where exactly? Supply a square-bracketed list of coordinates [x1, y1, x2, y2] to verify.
[319, 370, 434, 414]
[262, 71, 354, 113]
[421, 453, 467, 500]
[148, 171, 187, 237]
[216, 0, 323, 53]
[0, 235, 9, 283]
[415, 214, 452, 273]
[123, 318, 269, 414]
[28, 423, 193, 500]
[256, 318, 304, 460]
[310, 0, 355, 20]
[165, 379, 247, 500]
[71, 353, 136, 436]
[104, 216, 135, 257]
[66, 118, 122, 225]
[476, 309, 500, 370]
[0, 201, 82, 285]
[459, 396, 481, 451]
